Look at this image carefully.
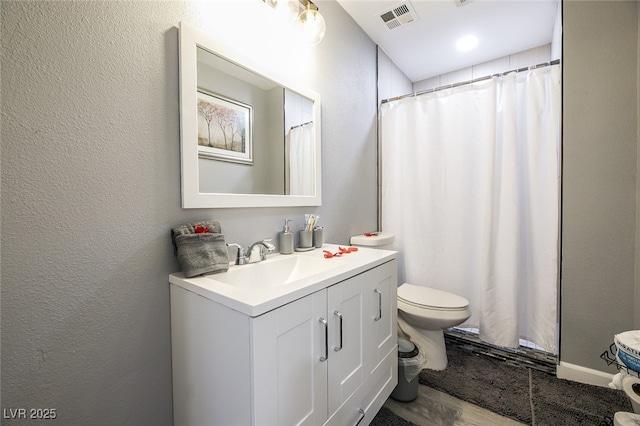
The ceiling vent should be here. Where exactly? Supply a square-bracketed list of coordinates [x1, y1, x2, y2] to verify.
[378, 1, 419, 31]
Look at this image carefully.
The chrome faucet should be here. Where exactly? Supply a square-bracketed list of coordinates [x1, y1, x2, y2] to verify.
[247, 239, 276, 263]
[226, 243, 247, 265]
[227, 239, 275, 265]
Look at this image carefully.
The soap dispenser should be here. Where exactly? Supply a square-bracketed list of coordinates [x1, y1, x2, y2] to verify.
[279, 219, 294, 255]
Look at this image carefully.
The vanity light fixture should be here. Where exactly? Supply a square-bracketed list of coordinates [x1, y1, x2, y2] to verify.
[297, 0, 326, 45]
[263, 0, 299, 22]
[262, 0, 326, 45]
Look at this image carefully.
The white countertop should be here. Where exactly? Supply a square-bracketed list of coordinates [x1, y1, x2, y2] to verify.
[169, 244, 397, 317]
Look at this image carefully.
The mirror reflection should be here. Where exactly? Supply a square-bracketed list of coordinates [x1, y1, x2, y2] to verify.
[196, 46, 316, 196]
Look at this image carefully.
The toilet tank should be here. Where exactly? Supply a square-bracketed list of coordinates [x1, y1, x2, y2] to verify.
[350, 232, 395, 250]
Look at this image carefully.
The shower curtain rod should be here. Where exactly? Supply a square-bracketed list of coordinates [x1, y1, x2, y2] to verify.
[290, 121, 313, 130]
[381, 59, 560, 104]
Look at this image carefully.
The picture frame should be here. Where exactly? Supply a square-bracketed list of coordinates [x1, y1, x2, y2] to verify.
[196, 89, 253, 165]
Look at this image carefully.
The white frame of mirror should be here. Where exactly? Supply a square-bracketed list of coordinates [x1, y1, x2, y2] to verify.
[179, 22, 322, 208]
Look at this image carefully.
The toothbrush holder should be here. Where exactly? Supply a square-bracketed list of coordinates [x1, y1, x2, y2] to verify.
[313, 228, 323, 248]
[299, 230, 313, 248]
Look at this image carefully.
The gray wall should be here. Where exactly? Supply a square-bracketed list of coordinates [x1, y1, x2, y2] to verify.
[0, 1, 377, 424]
[3, 0, 639, 422]
[562, 1, 639, 371]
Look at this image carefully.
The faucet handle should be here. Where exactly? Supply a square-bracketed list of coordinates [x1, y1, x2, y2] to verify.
[262, 238, 276, 253]
[226, 243, 246, 265]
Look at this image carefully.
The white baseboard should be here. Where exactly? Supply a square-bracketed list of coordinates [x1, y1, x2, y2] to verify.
[556, 361, 614, 388]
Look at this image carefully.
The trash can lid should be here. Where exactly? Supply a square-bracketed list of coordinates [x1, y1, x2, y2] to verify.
[398, 338, 419, 358]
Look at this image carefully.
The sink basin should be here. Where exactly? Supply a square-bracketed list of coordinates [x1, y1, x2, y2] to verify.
[210, 254, 345, 288]
[170, 243, 398, 317]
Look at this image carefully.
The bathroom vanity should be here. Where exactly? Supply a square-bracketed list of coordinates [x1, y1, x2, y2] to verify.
[169, 245, 397, 425]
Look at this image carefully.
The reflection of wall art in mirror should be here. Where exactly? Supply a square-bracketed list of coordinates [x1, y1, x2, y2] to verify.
[197, 89, 253, 165]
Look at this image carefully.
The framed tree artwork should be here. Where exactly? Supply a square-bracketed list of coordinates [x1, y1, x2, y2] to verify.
[197, 89, 253, 164]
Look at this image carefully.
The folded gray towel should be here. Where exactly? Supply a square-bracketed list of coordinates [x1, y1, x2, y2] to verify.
[171, 220, 222, 238]
[171, 220, 229, 278]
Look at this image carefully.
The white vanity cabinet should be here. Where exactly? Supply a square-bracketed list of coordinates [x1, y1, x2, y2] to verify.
[170, 254, 397, 426]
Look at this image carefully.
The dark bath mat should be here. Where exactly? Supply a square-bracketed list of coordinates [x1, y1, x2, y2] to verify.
[370, 406, 419, 426]
[419, 344, 632, 425]
[530, 368, 629, 425]
[419, 344, 531, 423]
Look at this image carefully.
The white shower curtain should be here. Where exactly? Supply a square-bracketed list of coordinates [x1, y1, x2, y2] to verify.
[381, 65, 561, 352]
[288, 123, 314, 196]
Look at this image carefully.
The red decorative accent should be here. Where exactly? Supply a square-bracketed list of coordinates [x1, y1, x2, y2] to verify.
[339, 246, 358, 254]
[324, 247, 358, 259]
[364, 232, 378, 237]
[194, 225, 211, 234]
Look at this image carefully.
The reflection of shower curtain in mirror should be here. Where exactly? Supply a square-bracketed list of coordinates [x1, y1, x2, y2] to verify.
[381, 65, 561, 353]
[288, 123, 314, 195]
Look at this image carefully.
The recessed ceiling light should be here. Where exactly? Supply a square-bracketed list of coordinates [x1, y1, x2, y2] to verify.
[456, 35, 479, 52]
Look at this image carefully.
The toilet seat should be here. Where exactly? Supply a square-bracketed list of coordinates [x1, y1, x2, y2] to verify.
[398, 283, 469, 312]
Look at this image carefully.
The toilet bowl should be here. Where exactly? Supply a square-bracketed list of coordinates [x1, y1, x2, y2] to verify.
[614, 412, 640, 426]
[397, 283, 471, 371]
[350, 232, 471, 371]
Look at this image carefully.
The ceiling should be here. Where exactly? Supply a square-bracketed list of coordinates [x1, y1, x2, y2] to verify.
[335, 0, 559, 82]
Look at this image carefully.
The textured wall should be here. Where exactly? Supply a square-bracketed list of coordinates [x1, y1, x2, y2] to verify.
[562, 1, 638, 371]
[637, 3, 640, 331]
[0, 1, 377, 424]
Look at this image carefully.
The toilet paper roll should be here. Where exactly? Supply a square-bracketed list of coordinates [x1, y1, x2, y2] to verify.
[622, 376, 640, 414]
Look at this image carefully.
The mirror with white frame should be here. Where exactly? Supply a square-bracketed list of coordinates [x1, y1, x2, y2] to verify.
[179, 22, 322, 208]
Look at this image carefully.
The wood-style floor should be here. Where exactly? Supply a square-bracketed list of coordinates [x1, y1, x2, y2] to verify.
[383, 385, 526, 426]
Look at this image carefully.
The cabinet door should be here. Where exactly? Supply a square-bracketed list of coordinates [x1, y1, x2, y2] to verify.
[253, 290, 328, 426]
[363, 260, 397, 374]
[327, 276, 364, 414]
[325, 261, 398, 425]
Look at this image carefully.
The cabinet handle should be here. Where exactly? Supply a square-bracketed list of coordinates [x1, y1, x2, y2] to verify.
[334, 311, 343, 352]
[319, 318, 328, 362]
[354, 408, 366, 426]
[374, 289, 382, 321]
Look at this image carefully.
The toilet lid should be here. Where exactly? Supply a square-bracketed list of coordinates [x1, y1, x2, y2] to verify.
[350, 232, 394, 247]
[398, 283, 469, 310]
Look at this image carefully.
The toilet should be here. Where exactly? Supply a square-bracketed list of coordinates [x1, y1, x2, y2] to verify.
[396, 283, 470, 370]
[350, 232, 471, 371]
